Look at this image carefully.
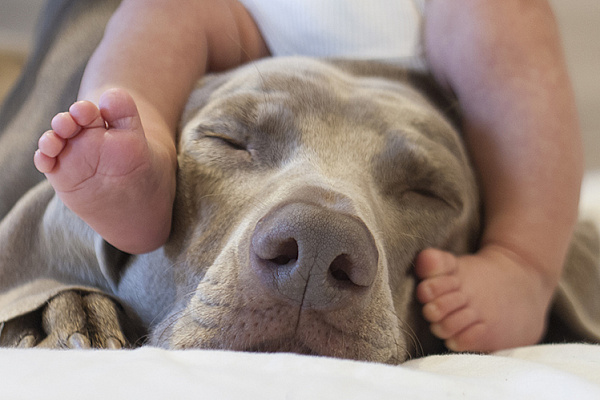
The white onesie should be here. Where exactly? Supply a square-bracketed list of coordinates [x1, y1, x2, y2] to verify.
[238, 0, 426, 68]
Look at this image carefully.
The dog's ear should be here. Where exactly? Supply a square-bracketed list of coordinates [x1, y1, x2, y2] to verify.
[327, 59, 461, 130]
[94, 236, 133, 293]
[179, 72, 234, 131]
[405, 72, 462, 130]
[328, 59, 411, 83]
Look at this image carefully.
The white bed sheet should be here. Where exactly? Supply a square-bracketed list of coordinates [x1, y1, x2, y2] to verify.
[1, 344, 599, 400]
[2, 170, 600, 399]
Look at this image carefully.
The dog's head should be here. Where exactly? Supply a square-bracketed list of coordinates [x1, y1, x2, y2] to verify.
[150, 58, 479, 363]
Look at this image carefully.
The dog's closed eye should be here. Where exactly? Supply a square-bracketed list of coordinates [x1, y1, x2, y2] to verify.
[188, 128, 254, 165]
[204, 133, 248, 152]
[404, 188, 458, 211]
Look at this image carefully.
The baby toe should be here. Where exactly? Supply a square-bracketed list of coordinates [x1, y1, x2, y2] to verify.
[69, 100, 106, 129]
[445, 323, 488, 352]
[38, 130, 66, 158]
[34, 150, 57, 173]
[50, 112, 81, 139]
[430, 307, 480, 340]
[416, 274, 461, 304]
[415, 248, 458, 279]
[98, 88, 142, 131]
[422, 291, 468, 322]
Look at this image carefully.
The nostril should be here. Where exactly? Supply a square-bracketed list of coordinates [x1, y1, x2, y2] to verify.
[329, 254, 352, 282]
[329, 252, 376, 288]
[267, 238, 298, 266]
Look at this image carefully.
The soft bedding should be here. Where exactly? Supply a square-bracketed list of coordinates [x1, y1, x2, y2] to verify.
[0, 344, 599, 399]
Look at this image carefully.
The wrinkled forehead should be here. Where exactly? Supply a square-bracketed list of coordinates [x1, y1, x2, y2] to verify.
[212, 58, 434, 122]
[185, 58, 463, 158]
[212, 58, 431, 119]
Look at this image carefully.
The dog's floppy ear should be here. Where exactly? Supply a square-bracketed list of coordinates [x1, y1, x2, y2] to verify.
[328, 59, 411, 83]
[328, 59, 461, 130]
[179, 71, 234, 131]
[94, 236, 132, 293]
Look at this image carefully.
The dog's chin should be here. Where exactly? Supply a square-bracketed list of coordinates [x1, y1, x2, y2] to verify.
[159, 335, 402, 364]
[243, 339, 318, 356]
[243, 337, 405, 365]
[150, 306, 406, 364]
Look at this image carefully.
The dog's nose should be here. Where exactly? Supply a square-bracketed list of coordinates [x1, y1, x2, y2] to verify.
[250, 202, 379, 309]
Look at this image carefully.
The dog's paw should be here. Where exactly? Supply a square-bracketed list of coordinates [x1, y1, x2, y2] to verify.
[0, 291, 143, 349]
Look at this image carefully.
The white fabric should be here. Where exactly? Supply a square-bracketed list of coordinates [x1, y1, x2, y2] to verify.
[239, 0, 425, 64]
[1, 344, 599, 399]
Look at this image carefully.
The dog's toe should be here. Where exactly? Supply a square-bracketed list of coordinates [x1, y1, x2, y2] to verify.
[17, 334, 38, 348]
[82, 293, 129, 349]
[67, 332, 92, 349]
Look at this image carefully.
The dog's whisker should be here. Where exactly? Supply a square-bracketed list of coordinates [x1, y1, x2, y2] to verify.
[153, 308, 186, 347]
[402, 320, 424, 360]
[143, 260, 189, 326]
[221, 24, 269, 103]
[387, 306, 422, 361]
[149, 287, 200, 347]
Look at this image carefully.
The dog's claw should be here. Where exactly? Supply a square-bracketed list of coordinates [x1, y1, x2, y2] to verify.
[68, 333, 91, 349]
[17, 335, 37, 348]
[105, 337, 123, 349]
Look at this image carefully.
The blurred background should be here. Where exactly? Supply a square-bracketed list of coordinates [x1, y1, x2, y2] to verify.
[0, 0, 598, 168]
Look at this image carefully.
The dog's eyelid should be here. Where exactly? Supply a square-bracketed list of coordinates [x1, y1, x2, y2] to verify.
[205, 133, 248, 151]
[193, 122, 244, 138]
[192, 126, 248, 149]
[409, 181, 463, 212]
[408, 187, 454, 208]
[410, 188, 439, 200]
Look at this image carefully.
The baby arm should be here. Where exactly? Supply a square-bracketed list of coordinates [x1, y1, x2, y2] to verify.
[416, 0, 584, 352]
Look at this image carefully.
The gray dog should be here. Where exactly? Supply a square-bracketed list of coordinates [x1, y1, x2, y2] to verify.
[1, 0, 599, 364]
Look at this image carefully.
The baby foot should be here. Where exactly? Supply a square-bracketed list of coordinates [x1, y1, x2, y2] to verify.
[34, 88, 176, 254]
[415, 246, 549, 352]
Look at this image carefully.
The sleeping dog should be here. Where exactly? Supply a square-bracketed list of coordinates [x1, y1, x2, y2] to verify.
[152, 58, 481, 362]
[0, 57, 480, 362]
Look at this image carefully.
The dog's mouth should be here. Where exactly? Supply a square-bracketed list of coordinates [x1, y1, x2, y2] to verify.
[244, 338, 320, 357]
[241, 329, 403, 364]
[154, 294, 406, 364]
[244, 338, 404, 365]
